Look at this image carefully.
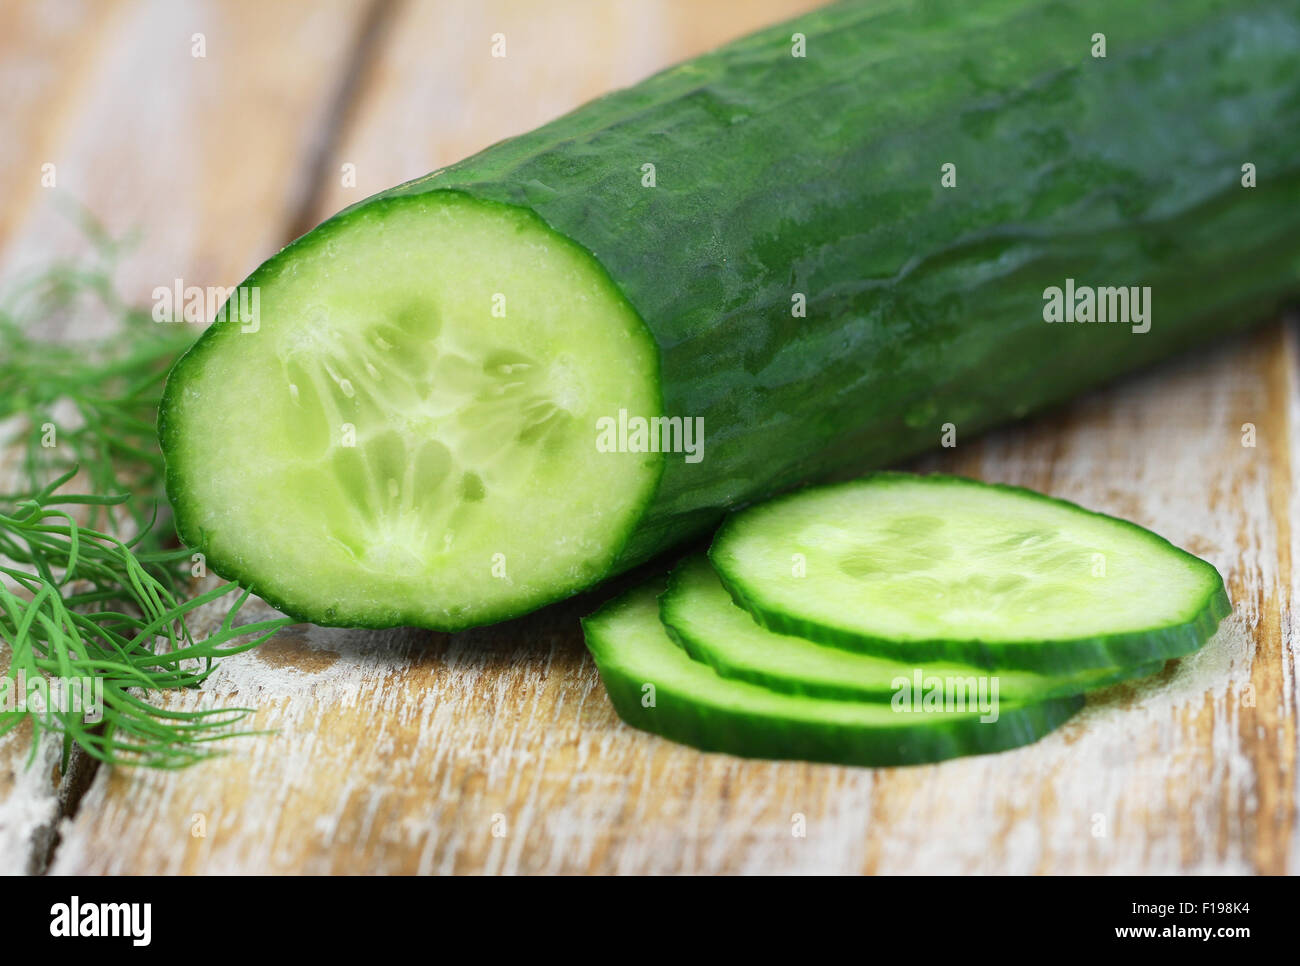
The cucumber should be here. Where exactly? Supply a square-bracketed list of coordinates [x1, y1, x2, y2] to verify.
[661, 555, 1164, 701]
[583, 579, 1085, 767]
[709, 474, 1230, 673]
[162, 196, 659, 628]
[161, 0, 1300, 630]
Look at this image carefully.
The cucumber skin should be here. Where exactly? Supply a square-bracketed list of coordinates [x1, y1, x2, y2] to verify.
[584, 591, 1086, 767]
[717, 568, 1228, 675]
[375, 0, 1300, 579]
[592, 660, 1084, 767]
[166, 0, 1299, 630]
[709, 473, 1233, 674]
[659, 563, 1167, 701]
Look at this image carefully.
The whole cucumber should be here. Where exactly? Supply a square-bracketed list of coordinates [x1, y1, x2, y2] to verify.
[162, 0, 1300, 629]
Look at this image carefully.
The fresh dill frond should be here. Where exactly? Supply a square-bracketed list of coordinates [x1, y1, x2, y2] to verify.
[0, 228, 194, 545]
[0, 217, 291, 768]
[0, 471, 289, 768]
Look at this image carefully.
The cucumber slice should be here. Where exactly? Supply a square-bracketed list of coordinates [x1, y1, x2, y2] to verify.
[161, 194, 661, 628]
[661, 555, 1164, 701]
[583, 580, 1085, 767]
[709, 474, 1230, 673]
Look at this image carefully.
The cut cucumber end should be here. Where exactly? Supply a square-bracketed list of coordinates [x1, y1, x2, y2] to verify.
[584, 579, 1085, 767]
[709, 474, 1230, 672]
[161, 192, 662, 628]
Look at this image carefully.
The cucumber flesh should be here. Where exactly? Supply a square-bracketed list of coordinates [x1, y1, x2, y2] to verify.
[709, 474, 1230, 672]
[163, 0, 1300, 632]
[583, 579, 1085, 767]
[661, 555, 1164, 702]
[161, 194, 661, 628]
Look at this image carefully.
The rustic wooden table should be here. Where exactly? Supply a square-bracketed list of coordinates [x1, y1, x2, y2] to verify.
[1, 0, 1295, 875]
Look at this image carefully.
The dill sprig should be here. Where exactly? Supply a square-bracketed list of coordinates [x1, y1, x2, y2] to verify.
[0, 471, 287, 768]
[0, 217, 291, 768]
[0, 225, 194, 543]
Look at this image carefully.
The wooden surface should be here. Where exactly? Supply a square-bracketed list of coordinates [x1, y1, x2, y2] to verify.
[1, 0, 1295, 875]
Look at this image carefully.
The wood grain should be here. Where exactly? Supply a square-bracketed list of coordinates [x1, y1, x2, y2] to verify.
[3, 0, 1296, 875]
[0, 0, 123, 257]
[307, 0, 824, 224]
[44, 323, 1299, 875]
[0, 0, 378, 301]
[0, 0, 379, 874]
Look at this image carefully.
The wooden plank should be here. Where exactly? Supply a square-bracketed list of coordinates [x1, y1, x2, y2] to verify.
[896, 322, 1297, 875]
[45, 0, 1299, 873]
[0, 0, 124, 256]
[0, 727, 61, 876]
[0, 0, 378, 874]
[0, 0, 378, 302]
[46, 322, 1299, 874]
[308, 0, 825, 221]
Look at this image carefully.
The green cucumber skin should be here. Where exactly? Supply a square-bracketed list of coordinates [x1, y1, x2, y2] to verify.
[584, 587, 1086, 767]
[374, 0, 1300, 576]
[592, 662, 1084, 767]
[660, 559, 1170, 702]
[659, 562, 1167, 701]
[709, 473, 1233, 673]
[167, 0, 1299, 630]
